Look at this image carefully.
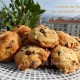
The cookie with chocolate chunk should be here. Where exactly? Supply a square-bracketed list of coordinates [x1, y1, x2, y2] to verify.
[51, 45, 79, 73]
[14, 45, 50, 70]
[0, 31, 21, 62]
[28, 25, 59, 48]
[57, 31, 79, 48]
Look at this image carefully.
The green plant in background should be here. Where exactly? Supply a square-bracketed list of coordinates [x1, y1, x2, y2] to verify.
[0, 0, 45, 30]
[0, 8, 8, 30]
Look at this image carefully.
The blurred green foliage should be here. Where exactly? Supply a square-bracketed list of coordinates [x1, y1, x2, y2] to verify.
[0, 0, 45, 30]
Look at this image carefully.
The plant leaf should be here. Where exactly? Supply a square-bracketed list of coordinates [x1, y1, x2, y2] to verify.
[15, 0, 20, 6]
[15, 2, 22, 16]
[0, 0, 45, 29]
[38, 10, 46, 14]
[20, 0, 25, 7]
[10, 0, 13, 2]
[0, 19, 4, 24]
[24, 20, 30, 26]
[29, 16, 39, 28]
[6, 22, 13, 30]
[5, 15, 11, 21]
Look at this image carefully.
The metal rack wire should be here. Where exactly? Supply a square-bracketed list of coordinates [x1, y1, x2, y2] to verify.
[0, 62, 80, 80]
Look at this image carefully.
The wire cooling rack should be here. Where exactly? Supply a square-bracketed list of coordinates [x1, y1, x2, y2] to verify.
[0, 62, 80, 80]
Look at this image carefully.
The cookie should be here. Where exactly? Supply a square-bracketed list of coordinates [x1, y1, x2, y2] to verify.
[12, 25, 31, 46]
[14, 45, 50, 70]
[0, 31, 21, 62]
[57, 31, 79, 48]
[28, 25, 59, 48]
[51, 45, 79, 73]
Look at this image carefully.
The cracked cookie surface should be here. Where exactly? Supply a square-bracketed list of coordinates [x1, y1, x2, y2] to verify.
[57, 31, 79, 48]
[0, 31, 21, 62]
[14, 45, 50, 70]
[51, 45, 79, 73]
[28, 25, 59, 48]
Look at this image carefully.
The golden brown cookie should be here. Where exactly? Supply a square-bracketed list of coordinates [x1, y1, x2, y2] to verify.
[0, 31, 21, 62]
[57, 31, 79, 48]
[12, 25, 31, 46]
[14, 45, 50, 70]
[51, 45, 79, 73]
[28, 25, 59, 48]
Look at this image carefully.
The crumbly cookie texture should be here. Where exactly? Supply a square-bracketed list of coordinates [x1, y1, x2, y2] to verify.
[73, 46, 80, 63]
[0, 31, 21, 62]
[56, 31, 79, 48]
[14, 45, 50, 70]
[28, 25, 59, 48]
[12, 25, 31, 46]
[51, 45, 79, 73]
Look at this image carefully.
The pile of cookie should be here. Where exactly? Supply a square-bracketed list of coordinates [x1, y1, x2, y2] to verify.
[0, 25, 80, 74]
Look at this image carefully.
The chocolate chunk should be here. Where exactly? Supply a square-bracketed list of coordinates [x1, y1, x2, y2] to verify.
[44, 27, 47, 29]
[72, 61, 78, 65]
[72, 60, 76, 63]
[75, 38, 80, 43]
[26, 51, 32, 55]
[76, 63, 79, 65]
[40, 29, 45, 34]
[78, 41, 80, 43]
[6, 45, 12, 49]
[8, 52, 11, 55]
[21, 50, 24, 52]
[71, 43, 73, 46]
[57, 51, 61, 56]
[11, 40, 15, 43]
[32, 51, 35, 54]
[65, 42, 68, 47]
